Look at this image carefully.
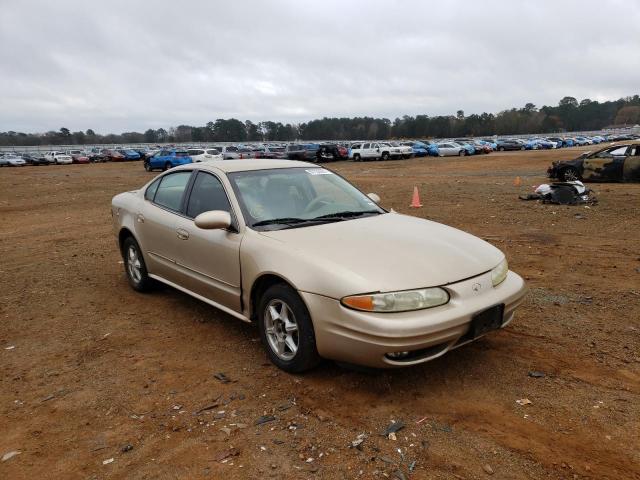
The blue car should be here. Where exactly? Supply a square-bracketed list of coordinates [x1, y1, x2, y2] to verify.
[403, 142, 429, 157]
[145, 149, 193, 172]
[478, 139, 498, 150]
[454, 140, 476, 155]
[117, 149, 142, 161]
[418, 140, 440, 156]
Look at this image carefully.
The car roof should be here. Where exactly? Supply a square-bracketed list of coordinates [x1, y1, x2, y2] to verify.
[177, 159, 316, 173]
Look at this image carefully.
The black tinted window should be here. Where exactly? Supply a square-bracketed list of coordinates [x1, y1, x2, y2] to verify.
[154, 172, 192, 211]
[187, 172, 231, 218]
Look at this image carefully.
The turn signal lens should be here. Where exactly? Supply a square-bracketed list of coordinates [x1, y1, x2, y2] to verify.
[491, 258, 509, 287]
[342, 295, 374, 311]
[341, 288, 449, 313]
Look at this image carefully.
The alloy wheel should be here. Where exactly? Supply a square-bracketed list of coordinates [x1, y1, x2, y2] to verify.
[127, 245, 142, 284]
[264, 299, 299, 361]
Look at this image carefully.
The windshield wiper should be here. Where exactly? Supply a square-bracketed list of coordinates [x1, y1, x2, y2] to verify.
[312, 210, 382, 220]
[253, 217, 312, 227]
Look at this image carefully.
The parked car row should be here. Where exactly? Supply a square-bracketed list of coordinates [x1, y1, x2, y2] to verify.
[3, 133, 637, 169]
[491, 133, 639, 152]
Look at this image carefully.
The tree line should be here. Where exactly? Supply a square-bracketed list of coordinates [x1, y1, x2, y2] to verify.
[1, 95, 639, 147]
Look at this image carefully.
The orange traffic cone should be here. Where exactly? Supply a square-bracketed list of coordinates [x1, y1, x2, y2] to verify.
[514, 176, 522, 187]
[409, 186, 423, 208]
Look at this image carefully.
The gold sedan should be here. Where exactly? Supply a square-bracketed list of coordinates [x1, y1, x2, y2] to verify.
[112, 160, 527, 372]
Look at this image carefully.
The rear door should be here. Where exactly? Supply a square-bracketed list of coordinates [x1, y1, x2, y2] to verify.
[173, 171, 243, 311]
[361, 143, 374, 159]
[136, 171, 194, 283]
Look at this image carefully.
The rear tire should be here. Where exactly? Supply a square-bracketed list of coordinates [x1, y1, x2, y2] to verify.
[258, 283, 321, 373]
[498, 147, 505, 152]
[163, 161, 172, 171]
[520, 146, 525, 150]
[122, 237, 153, 292]
[144, 161, 151, 172]
[381, 152, 390, 161]
[458, 150, 465, 156]
[353, 154, 361, 162]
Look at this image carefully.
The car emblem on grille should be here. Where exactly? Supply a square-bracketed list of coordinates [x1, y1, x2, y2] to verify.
[472, 282, 482, 293]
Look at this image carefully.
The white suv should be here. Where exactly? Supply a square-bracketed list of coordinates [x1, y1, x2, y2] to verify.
[44, 151, 73, 164]
[348, 142, 391, 161]
[186, 148, 223, 162]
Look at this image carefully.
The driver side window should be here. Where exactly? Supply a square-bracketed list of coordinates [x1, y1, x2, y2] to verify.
[186, 172, 231, 218]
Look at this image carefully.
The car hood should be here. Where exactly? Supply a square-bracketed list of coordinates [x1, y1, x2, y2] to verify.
[258, 212, 503, 292]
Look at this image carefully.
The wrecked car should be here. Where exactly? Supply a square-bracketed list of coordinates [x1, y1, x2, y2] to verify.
[547, 143, 640, 182]
[112, 160, 527, 372]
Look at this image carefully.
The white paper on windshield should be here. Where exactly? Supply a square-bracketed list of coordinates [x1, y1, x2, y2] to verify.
[306, 169, 333, 175]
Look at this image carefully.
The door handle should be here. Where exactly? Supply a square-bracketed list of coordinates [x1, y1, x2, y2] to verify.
[136, 213, 145, 223]
[176, 228, 189, 240]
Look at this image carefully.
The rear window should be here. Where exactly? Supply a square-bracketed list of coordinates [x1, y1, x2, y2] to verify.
[153, 172, 192, 211]
[189, 149, 205, 155]
[145, 177, 161, 201]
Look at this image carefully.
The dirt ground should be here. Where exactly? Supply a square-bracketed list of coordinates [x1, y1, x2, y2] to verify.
[1, 147, 639, 480]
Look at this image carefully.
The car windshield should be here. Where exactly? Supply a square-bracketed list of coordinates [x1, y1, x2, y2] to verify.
[228, 167, 384, 230]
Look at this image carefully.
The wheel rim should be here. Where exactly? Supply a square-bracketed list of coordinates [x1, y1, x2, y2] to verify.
[564, 169, 578, 181]
[264, 299, 299, 361]
[126, 245, 142, 283]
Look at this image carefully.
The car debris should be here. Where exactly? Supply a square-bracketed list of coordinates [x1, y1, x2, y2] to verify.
[102, 458, 114, 465]
[516, 398, 533, 406]
[254, 415, 276, 426]
[381, 420, 406, 437]
[528, 371, 546, 378]
[519, 181, 597, 205]
[350, 433, 367, 449]
[213, 372, 231, 383]
[2, 451, 21, 462]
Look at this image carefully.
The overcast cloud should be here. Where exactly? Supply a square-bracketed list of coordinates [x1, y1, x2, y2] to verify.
[1, 0, 639, 133]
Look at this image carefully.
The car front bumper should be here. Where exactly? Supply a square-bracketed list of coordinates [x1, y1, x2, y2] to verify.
[301, 270, 527, 368]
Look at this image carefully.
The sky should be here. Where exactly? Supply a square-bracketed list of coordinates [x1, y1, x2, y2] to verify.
[1, 0, 639, 133]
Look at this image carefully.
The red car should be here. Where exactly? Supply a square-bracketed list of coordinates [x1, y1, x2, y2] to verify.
[101, 149, 125, 162]
[68, 150, 90, 164]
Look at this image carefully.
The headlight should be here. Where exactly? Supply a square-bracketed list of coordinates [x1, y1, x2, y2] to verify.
[491, 258, 508, 287]
[341, 287, 449, 313]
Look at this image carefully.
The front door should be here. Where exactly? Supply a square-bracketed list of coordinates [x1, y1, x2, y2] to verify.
[173, 171, 243, 312]
[583, 146, 628, 181]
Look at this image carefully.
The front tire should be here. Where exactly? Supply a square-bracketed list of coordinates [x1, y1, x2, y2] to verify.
[560, 166, 580, 182]
[144, 161, 151, 172]
[353, 154, 361, 162]
[458, 150, 465, 156]
[122, 237, 153, 292]
[163, 161, 172, 171]
[258, 283, 321, 373]
[381, 152, 390, 161]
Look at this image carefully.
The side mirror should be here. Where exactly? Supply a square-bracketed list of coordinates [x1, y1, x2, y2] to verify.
[367, 193, 381, 203]
[194, 210, 232, 230]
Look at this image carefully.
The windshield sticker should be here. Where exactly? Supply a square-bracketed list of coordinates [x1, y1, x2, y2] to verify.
[305, 168, 333, 175]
